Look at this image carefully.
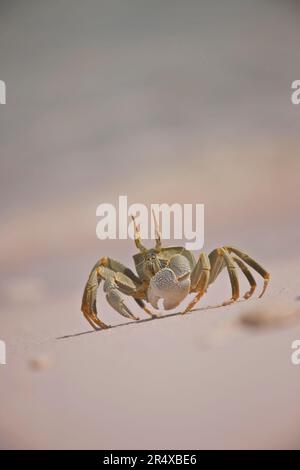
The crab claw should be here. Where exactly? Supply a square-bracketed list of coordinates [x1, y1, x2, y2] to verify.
[147, 255, 191, 310]
[104, 280, 140, 321]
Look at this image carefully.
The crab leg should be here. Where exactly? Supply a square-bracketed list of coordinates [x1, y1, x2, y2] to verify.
[81, 258, 111, 329]
[183, 252, 210, 313]
[187, 247, 241, 309]
[134, 298, 158, 318]
[81, 254, 154, 329]
[232, 256, 256, 299]
[225, 246, 270, 297]
[219, 248, 240, 306]
[206, 247, 241, 307]
[83, 311, 108, 330]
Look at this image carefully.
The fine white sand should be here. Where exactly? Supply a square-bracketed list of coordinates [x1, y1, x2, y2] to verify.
[1, 255, 300, 449]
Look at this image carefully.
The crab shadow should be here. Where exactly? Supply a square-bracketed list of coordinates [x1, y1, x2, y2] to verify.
[56, 301, 248, 340]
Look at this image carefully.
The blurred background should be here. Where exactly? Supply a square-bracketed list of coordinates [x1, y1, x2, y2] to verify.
[0, 0, 300, 449]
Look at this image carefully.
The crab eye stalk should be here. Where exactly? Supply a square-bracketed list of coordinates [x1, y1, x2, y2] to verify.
[131, 214, 147, 253]
[152, 209, 162, 251]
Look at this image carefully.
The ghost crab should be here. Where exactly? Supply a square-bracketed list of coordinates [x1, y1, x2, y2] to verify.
[81, 212, 270, 329]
